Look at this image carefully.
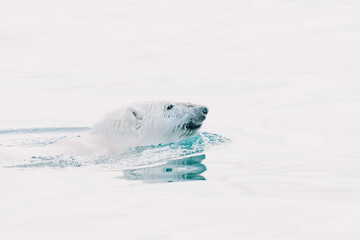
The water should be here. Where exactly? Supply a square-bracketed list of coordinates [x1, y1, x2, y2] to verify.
[120, 154, 207, 183]
[1, 0, 360, 239]
[0, 128, 229, 172]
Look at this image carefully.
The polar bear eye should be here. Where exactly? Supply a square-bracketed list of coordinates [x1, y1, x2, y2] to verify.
[167, 105, 174, 110]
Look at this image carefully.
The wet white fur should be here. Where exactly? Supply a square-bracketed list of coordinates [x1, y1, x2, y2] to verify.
[1, 101, 208, 159]
[91, 101, 207, 152]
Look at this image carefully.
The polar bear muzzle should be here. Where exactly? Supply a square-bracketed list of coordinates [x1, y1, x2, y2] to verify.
[180, 105, 208, 133]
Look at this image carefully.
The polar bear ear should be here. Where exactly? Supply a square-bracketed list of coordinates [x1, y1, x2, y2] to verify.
[124, 107, 143, 124]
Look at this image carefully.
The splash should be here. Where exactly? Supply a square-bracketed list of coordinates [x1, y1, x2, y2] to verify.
[0, 128, 230, 170]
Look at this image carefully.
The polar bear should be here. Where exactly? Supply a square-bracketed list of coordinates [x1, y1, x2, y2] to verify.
[91, 101, 209, 151]
[0, 102, 209, 161]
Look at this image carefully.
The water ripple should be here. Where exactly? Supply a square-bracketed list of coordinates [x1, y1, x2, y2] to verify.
[2, 130, 230, 171]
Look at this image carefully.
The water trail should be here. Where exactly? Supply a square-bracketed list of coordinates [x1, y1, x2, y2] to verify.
[0, 127, 230, 169]
[0, 127, 90, 135]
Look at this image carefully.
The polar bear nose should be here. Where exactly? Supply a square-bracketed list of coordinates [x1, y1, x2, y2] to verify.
[200, 106, 208, 115]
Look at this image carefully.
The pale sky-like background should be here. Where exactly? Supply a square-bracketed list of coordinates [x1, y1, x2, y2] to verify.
[1, 0, 360, 239]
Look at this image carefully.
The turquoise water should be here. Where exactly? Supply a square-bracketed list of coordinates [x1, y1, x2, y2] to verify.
[1, 0, 360, 239]
[121, 154, 207, 183]
[0, 128, 229, 183]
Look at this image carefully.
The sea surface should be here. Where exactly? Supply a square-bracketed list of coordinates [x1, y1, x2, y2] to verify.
[1, 0, 360, 239]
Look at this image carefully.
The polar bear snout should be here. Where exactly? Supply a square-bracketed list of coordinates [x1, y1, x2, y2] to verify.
[195, 106, 208, 121]
[200, 106, 208, 115]
[198, 113, 206, 121]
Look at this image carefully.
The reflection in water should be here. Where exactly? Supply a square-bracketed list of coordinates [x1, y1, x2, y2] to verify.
[2, 131, 229, 169]
[121, 154, 206, 183]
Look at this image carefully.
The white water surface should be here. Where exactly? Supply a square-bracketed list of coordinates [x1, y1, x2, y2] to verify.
[1, 0, 360, 239]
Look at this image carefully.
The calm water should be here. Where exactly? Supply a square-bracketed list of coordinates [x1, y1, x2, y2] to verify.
[1, 0, 360, 239]
[0, 128, 229, 178]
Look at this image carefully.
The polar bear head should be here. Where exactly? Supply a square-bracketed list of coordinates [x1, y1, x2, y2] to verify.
[92, 101, 208, 151]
